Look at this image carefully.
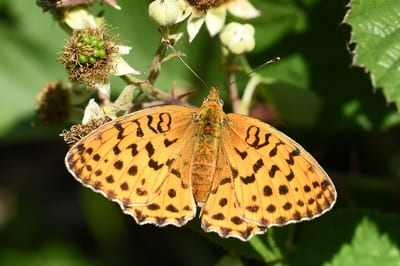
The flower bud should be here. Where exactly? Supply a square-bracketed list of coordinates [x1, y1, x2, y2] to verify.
[148, 0, 190, 27]
[220, 22, 255, 54]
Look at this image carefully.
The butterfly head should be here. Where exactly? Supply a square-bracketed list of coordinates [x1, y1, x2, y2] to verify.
[202, 87, 224, 107]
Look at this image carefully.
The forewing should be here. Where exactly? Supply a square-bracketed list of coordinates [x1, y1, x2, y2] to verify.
[224, 113, 337, 228]
[65, 105, 197, 210]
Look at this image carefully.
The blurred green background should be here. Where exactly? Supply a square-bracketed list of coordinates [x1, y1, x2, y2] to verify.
[1, 0, 400, 265]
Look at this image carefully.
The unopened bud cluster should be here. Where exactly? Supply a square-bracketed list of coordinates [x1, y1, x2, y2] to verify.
[220, 22, 255, 54]
[148, 0, 190, 27]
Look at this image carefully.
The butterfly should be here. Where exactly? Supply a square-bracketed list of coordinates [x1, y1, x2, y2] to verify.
[65, 87, 336, 241]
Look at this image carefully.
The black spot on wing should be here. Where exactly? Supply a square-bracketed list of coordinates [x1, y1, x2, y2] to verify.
[211, 213, 225, 220]
[245, 126, 271, 149]
[231, 216, 243, 225]
[230, 166, 238, 178]
[147, 203, 160, 210]
[286, 169, 294, 181]
[282, 202, 292, 210]
[94, 169, 102, 176]
[127, 143, 139, 157]
[263, 185, 273, 196]
[219, 198, 228, 207]
[234, 147, 247, 160]
[166, 204, 179, 213]
[219, 177, 231, 185]
[85, 147, 93, 155]
[128, 165, 138, 176]
[279, 185, 289, 195]
[164, 138, 178, 147]
[113, 145, 121, 155]
[168, 189, 176, 198]
[157, 112, 172, 133]
[132, 119, 144, 137]
[114, 122, 124, 139]
[106, 175, 114, 183]
[253, 158, 264, 173]
[246, 205, 259, 213]
[114, 160, 123, 170]
[145, 142, 155, 157]
[269, 165, 280, 178]
[266, 204, 276, 213]
[146, 115, 158, 133]
[149, 159, 164, 170]
[240, 174, 255, 184]
[171, 168, 181, 178]
[120, 182, 129, 191]
[269, 141, 284, 157]
[93, 154, 100, 161]
[286, 147, 300, 165]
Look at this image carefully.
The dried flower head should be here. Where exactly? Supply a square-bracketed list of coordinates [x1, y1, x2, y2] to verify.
[186, 0, 225, 14]
[60, 116, 112, 146]
[36, 81, 71, 126]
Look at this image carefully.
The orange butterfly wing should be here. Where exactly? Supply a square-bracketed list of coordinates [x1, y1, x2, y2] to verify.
[65, 105, 198, 226]
[223, 113, 336, 227]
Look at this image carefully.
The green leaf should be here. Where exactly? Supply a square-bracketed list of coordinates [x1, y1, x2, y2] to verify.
[252, 0, 308, 52]
[284, 209, 400, 266]
[325, 217, 400, 266]
[344, 0, 400, 111]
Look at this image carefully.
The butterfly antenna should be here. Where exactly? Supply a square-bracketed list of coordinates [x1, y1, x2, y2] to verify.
[228, 57, 281, 87]
[164, 41, 209, 90]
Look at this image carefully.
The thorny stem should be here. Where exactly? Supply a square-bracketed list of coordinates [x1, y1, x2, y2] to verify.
[120, 38, 179, 103]
[120, 74, 145, 87]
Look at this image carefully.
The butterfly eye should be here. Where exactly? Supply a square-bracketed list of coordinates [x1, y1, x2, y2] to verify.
[217, 99, 224, 106]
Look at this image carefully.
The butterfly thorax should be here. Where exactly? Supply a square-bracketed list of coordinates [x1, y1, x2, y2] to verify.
[192, 88, 226, 204]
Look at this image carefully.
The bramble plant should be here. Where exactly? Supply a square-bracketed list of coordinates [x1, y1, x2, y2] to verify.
[36, 0, 262, 138]
[16, 0, 398, 265]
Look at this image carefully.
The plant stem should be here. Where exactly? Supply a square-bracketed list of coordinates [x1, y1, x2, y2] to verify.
[147, 39, 168, 86]
[225, 54, 242, 113]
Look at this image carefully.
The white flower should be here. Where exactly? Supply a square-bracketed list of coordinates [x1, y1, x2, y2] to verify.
[220, 22, 255, 54]
[82, 85, 135, 124]
[63, 7, 97, 29]
[82, 98, 102, 124]
[186, 0, 259, 42]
